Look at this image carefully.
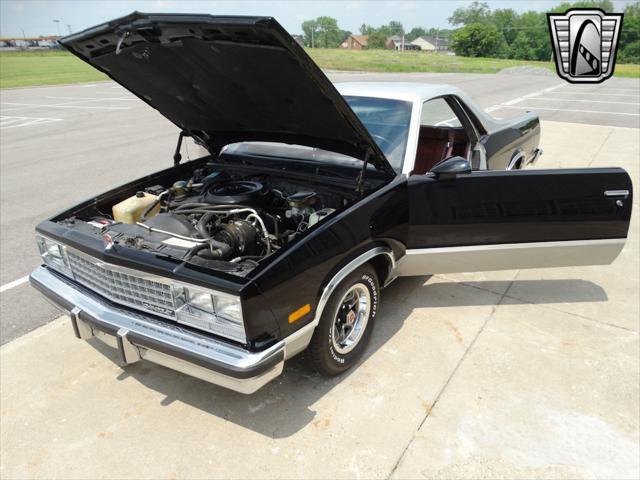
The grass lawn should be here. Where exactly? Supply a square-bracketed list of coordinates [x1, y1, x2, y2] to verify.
[0, 50, 107, 89]
[1, 49, 638, 89]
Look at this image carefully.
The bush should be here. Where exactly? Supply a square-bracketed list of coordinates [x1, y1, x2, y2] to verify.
[618, 40, 640, 64]
[451, 23, 507, 57]
[367, 31, 388, 49]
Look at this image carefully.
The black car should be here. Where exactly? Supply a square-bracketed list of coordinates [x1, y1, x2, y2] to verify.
[30, 13, 633, 394]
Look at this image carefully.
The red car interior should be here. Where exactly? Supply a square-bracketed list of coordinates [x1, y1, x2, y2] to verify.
[412, 126, 470, 175]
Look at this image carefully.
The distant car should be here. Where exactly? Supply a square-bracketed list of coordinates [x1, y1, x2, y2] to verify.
[30, 13, 632, 394]
[336, 82, 542, 174]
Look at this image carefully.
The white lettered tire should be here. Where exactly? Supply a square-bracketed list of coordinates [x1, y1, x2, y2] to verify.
[309, 265, 379, 376]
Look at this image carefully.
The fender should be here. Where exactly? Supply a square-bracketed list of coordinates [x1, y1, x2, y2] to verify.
[283, 245, 395, 359]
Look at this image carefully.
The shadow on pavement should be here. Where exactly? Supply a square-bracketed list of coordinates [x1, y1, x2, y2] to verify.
[87, 275, 607, 438]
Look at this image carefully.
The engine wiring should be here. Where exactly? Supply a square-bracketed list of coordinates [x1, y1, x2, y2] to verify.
[64, 171, 346, 275]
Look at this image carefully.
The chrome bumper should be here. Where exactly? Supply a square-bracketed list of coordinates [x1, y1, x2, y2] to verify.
[29, 266, 285, 394]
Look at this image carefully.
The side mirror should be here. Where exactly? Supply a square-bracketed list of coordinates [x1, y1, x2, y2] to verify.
[430, 156, 472, 179]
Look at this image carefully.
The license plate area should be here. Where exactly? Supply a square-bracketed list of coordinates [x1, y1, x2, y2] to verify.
[69, 307, 141, 366]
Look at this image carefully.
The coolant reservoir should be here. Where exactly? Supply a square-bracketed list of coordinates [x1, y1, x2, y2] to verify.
[112, 191, 160, 224]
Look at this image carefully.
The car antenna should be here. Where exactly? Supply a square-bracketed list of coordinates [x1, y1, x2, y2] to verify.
[173, 131, 190, 166]
[356, 147, 372, 196]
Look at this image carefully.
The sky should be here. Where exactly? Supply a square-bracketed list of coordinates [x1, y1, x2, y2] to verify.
[0, 0, 635, 38]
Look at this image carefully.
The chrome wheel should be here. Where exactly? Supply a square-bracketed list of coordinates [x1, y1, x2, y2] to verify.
[331, 283, 371, 355]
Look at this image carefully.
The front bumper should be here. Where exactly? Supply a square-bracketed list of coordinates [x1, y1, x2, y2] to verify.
[29, 266, 285, 394]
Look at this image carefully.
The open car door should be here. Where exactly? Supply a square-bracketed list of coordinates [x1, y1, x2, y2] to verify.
[397, 159, 632, 275]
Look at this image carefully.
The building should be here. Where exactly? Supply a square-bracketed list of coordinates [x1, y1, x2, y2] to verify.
[410, 35, 449, 52]
[343, 34, 368, 50]
[0, 36, 60, 50]
[292, 34, 304, 47]
[386, 35, 420, 51]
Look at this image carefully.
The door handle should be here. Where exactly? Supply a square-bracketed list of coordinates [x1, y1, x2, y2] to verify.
[604, 190, 629, 199]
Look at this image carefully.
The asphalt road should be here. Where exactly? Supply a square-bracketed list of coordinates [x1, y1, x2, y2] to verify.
[1, 72, 639, 344]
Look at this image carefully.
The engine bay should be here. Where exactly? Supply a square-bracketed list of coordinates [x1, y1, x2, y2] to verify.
[58, 161, 358, 276]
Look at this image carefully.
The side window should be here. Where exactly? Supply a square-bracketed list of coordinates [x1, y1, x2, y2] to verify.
[413, 97, 472, 176]
[420, 98, 462, 128]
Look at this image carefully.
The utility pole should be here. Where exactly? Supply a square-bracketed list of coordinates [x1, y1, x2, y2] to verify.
[21, 27, 26, 39]
[67, 24, 72, 34]
[53, 19, 61, 37]
[311, 28, 314, 48]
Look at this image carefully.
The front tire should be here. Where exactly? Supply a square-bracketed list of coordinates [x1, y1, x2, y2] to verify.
[309, 265, 379, 376]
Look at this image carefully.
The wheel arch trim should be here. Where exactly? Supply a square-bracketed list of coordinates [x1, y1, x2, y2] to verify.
[283, 245, 394, 359]
[507, 149, 525, 170]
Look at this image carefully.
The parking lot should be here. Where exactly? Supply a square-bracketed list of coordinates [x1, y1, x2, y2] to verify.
[1, 72, 639, 478]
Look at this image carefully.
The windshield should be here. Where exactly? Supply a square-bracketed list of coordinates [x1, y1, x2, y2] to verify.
[343, 96, 412, 171]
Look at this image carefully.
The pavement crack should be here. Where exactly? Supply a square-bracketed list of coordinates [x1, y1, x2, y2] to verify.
[433, 274, 637, 334]
[501, 297, 638, 334]
[433, 273, 517, 297]
[588, 128, 614, 167]
[386, 280, 515, 479]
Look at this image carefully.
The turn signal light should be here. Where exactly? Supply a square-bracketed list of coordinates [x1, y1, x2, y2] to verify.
[288, 303, 311, 324]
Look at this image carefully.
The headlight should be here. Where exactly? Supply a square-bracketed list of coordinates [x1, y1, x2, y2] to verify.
[36, 235, 72, 276]
[171, 285, 246, 344]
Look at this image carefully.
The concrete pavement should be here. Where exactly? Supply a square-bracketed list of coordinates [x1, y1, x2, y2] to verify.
[1, 120, 637, 479]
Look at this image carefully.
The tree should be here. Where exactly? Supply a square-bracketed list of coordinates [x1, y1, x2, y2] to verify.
[359, 23, 375, 35]
[406, 27, 426, 42]
[445, 0, 632, 62]
[427, 27, 452, 38]
[376, 24, 392, 36]
[301, 16, 343, 48]
[515, 11, 550, 61]
[301, 19, 318, 47]
[448, 1, 491, 26]
[620, 3, 639, 50]
[451, 23, 506, 57]
[367, 30, 388, 49]
[386, 21, 405, 36]
[511, 31, 536, 60]
[316, 16, 342, 48]
[339, 30, 352, 44]
[493, 8, 519, 45]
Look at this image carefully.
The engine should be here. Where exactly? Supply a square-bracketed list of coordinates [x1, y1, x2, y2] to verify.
[72, 170, 343, 275]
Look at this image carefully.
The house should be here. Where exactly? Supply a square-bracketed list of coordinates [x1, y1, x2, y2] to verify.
[386, 35, 420, 51]
[0, 36, 60, 50]
[410, 36, 449, 51]
[292, 34, 304, 47]
[343, 34, 368, 50]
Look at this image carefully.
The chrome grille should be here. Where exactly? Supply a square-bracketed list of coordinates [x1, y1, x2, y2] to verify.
[67, 251, 176, 318]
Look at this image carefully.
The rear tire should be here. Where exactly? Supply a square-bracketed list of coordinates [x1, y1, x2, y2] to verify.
[309, 265, 379, 376]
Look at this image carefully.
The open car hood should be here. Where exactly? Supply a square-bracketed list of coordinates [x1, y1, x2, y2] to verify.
[59, 12, 396, 177]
